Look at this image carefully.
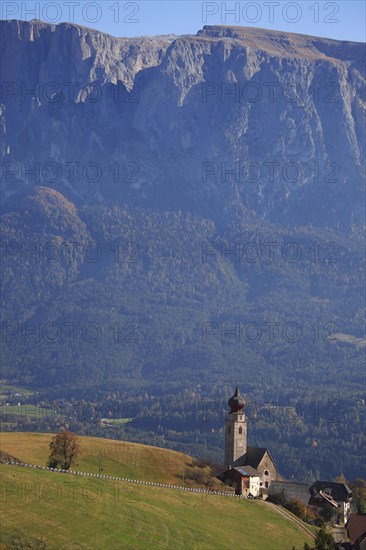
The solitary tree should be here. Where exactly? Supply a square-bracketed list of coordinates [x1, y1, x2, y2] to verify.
[48, 430, 80, 470]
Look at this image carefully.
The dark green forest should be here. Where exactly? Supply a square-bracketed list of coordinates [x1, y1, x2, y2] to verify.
[1, 186, 365, 482]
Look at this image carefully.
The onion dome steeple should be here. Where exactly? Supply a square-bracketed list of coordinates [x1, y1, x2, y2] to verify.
[228, 386, 245, 413]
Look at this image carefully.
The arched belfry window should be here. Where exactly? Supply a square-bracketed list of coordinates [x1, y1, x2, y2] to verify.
[239, 426, 243, 434]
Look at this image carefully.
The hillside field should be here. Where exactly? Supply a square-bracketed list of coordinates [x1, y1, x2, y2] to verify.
[0, 433, 314, 549]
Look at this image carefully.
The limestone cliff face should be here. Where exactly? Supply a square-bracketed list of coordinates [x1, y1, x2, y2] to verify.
[1, 19, 174, 90]
[1, 21, 365, 226]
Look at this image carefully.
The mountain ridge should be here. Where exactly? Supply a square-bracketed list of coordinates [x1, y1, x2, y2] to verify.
[2, 19, 364, 45]
[1, 19, 365, 226]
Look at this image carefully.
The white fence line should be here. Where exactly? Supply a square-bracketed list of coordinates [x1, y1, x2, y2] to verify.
[4, 461, 246, 499]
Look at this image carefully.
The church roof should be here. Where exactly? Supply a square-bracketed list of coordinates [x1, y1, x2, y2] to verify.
[241, 446, 277, 469]
[243, 446, 266, 468]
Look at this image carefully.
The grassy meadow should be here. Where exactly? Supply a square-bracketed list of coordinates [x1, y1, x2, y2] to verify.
[0, 433, 314, 549]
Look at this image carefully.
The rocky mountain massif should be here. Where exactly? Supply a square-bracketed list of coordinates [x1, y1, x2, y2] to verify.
[1, 20, 365, 224]
[0, 21, 365, 479]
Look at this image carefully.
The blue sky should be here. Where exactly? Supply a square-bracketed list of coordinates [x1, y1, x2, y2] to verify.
[1, 1, 365, 42]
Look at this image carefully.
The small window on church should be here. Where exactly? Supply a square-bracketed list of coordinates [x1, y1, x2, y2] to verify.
[228, 426, 231, 434]
[265, 481, 269, 488]
[264, 470, 269, 476]
[239, 426, 243, 434]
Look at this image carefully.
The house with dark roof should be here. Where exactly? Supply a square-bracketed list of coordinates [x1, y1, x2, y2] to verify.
[217, 465, 261, 497]
[346, 514, 366, 549]
[309, 481, 353, 524]
[217, 386, 277, 497]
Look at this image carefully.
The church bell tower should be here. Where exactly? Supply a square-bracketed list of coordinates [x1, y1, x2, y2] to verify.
[224, 386, 247, 467]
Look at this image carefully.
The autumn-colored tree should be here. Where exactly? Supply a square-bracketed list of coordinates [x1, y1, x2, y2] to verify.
[47, 430, 80, 470]
[287, 498, 307, 521]
[334, 474, 347, 484]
